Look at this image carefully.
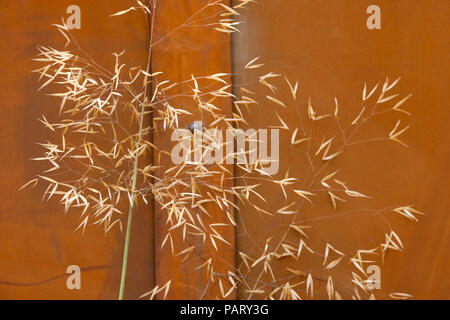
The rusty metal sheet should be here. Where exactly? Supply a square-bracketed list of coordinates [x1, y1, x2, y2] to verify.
[0, 0, 153, 299]
[232, 0, 449, 299]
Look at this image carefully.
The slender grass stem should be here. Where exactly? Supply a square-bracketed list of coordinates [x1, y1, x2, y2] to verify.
[118, 102, 146, 300]
[118, 0, 156, 300]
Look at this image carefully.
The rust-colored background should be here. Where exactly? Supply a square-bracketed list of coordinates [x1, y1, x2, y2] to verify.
[0, 0, 448, 299]
[232, 0, 449, 299]
[0, 0, 153, 299]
